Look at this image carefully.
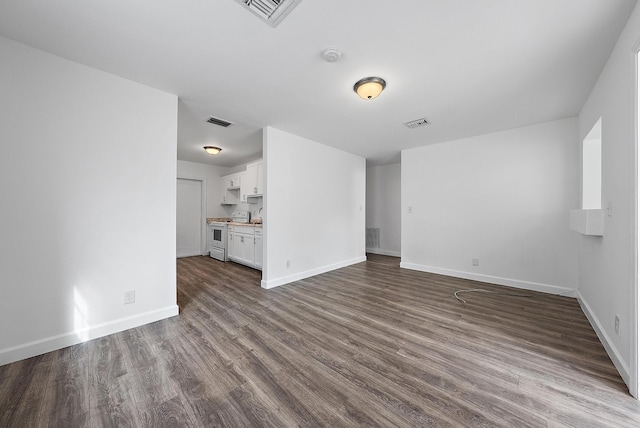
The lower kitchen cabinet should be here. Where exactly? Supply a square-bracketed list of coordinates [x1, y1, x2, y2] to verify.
[254, 228, 263, 269]
[227, 227, 235, 259]
[227, 225, 262, 270]
[235, 230, 255, 266]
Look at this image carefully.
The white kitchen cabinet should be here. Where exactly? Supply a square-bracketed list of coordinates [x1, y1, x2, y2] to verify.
[254, 228, 263, 269]
[227, 225, 262, 270]
[245, 162, 263, 202]
[240, 171, 248, 203]
[255, 162, 263, 195]
[234, 226, 255, 266]
[220, 173, 240, 205]
[226, 173, 241, 190]
[227, 226, 235, 259]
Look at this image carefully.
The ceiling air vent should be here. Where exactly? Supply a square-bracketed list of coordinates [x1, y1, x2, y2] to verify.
[206, 116, 234, 127]
[404, 118, 430, 129]
[235, 0, 302, 27]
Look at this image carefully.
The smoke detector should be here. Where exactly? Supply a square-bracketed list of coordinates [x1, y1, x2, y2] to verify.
[235, 0, 302, 27]
[322, 47, 342, 63]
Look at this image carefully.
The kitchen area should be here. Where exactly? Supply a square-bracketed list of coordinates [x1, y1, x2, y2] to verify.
[207, 160, 263, 270]
[207, 212, 262, 269]
[177, 157, 264, 272]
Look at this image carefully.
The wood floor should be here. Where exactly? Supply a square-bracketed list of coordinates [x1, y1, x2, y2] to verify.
[2, 254, 640, 427]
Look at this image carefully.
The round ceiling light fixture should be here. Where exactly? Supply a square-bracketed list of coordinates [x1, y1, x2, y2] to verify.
[203, 146, 222, 155]
[353, 76, 386, 100]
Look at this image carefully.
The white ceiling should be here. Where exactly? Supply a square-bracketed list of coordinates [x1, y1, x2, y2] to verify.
[0, 0, 636, 167]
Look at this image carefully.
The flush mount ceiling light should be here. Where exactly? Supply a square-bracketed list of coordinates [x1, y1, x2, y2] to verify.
[353, 76, 386, 100]
[204, 146, 222, 155]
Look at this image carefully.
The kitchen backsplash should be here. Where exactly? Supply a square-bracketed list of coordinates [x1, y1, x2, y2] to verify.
[223, 200, 263, 220]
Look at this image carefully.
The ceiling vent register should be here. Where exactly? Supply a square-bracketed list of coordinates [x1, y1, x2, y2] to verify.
[404, 118, 430, 129]
[206, 116, 234, 127]
[236, 0, 302, 27]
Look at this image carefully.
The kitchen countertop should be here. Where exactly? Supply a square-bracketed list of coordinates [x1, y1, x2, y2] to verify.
[206, 218, 262, 227]
[206, 217, 232, 224]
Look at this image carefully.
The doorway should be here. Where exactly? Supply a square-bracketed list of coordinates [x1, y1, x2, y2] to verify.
[177, 178, 205, 258]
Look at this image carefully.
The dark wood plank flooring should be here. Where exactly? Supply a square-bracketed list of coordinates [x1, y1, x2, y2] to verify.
[2, 254, 640, 427]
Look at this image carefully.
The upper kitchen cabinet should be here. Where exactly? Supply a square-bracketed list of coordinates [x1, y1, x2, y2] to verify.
[225, 173, 241, 190]
[245, 161, 263, 202]
[220, 172, 240, 205]
[240, 171, 248, 203]
[220, 162, 262, 205]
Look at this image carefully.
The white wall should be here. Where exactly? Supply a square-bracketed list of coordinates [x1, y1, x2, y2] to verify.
[577, 2, 640, 392]
[263, 127, 366, 288]
[401, 118, 579, 296]
[0, 37, 179, 365]
[177, 160, 230, 218]
[366, 163, 401, 256]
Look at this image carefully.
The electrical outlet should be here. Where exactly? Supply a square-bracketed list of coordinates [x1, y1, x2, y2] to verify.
[124, 290, 135, 305]
[472, 258, 479, 266]
[615, 315, 620, 336]
[286, 260, 291, 268]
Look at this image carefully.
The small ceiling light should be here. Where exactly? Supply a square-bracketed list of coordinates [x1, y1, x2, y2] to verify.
[204, 146, 222, 155]
[353, 76, 386, 100]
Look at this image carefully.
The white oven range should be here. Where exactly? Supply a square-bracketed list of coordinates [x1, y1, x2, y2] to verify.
[208, 221, 228, 261]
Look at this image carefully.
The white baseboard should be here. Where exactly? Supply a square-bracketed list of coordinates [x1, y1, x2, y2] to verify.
[0, 305, 179, 366]
[399, 262, 577, 297]
[366, 248, 401, 257]
[261, 256, 367, 289]
[576, 292, 630, 388]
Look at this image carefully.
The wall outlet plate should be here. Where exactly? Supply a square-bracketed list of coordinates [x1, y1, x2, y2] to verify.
[124, 290, 135, 305]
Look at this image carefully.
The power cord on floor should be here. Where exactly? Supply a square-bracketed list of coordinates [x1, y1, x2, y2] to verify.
[454, 288, 533, 304]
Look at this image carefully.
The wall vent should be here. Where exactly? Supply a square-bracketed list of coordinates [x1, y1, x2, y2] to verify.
[366, 228, 381, 248]
[235, 0, 302, 27]
[206, 116, 234, 127]
[404, 118, 430, 129]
